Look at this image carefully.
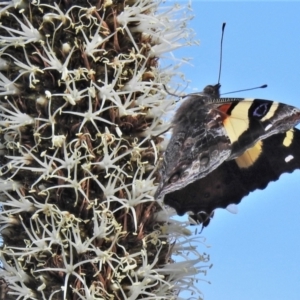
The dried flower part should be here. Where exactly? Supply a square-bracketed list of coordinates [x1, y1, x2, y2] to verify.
[0, 0, 209, 299]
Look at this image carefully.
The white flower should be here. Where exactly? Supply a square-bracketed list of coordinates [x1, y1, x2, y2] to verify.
[35, 98, 67, 144]
[5, 147, 54, 188]
[51, 135, 66, 148]
[0, 73, 19, 96]
[0, 189, 35, 215]
[40, 2, 73, 37]
[0, 178, 21, 191]
[3, 49, 44, 88]
[50, 80, 87, 106]
[0, 58, 9, 70]
[81, 24, 114, 62]
[93, 63, 143, 117]
[62, 89, 116, 132]
[138, 115, 170, 138]
[61, 78, 90, 105]
[46, 139, 93, 179]
[34, 40, 74, 80]
[34, 240, 91, 300]
[0, 101, 33, 129]
[0, 13, 42, 49]
[90, 136, 130, 176]
[0, 1, 25, 16]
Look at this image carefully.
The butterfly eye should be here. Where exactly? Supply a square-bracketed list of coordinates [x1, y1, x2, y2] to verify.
[252, 101, 271, 118]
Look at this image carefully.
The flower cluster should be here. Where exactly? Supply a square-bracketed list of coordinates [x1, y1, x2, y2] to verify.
[0, 0, 209, 299]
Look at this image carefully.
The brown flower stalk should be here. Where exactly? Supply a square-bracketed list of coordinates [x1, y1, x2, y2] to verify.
[0, 0, 210, 299]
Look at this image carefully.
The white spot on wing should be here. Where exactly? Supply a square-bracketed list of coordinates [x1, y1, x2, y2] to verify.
[264, 123, 272, 131]
[285, 155, 294, 162]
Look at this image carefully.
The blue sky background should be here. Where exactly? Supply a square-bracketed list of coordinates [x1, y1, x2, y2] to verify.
[172, 1, 300, 300]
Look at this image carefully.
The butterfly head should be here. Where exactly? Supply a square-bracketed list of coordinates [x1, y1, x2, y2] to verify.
[202, 83, 221, 98]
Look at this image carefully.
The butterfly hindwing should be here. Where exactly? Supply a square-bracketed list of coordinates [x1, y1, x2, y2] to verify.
[164, 128, 300, 225]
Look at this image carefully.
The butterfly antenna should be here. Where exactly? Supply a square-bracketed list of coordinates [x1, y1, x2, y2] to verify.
[163, 84, 189, 98]
[217, 23, 226, 85]
[221, 84, 267, 95]
[163, 84, 180, 97]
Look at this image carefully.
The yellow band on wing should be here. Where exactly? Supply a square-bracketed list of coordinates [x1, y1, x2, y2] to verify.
[222, 101, 252, 143]
[283, 129, 294, 147]
[235, 140, 263, 168]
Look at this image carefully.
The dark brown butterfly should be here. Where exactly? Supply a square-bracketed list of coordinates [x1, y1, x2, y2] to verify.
[155, 84, 300, 225]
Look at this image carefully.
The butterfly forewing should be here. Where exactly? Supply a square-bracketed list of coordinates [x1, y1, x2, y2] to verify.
[155, 89, 232, 199]
[215, 98, 300, 159]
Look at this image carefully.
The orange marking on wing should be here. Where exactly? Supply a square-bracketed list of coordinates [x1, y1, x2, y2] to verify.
[218, 103, 232, 114]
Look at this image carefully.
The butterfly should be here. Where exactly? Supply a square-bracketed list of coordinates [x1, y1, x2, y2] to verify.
[155, 83, 300, 225]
